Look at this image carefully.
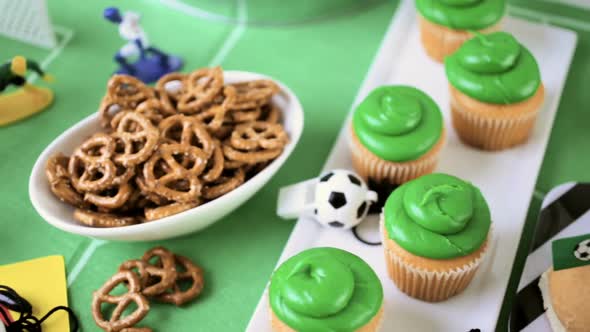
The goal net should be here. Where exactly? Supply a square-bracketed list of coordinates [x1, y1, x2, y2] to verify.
[0, 0, 56, 49]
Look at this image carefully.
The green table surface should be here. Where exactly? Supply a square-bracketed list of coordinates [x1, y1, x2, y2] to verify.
[0, 0, 589, 331]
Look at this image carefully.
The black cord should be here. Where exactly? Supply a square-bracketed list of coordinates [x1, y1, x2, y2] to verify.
[0, 286, 31, 314]
[351, 225, 382, 246]
[0, 285, 78, 332]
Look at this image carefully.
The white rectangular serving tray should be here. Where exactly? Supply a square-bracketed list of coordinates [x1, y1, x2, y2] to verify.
[247, 1, 577, 331]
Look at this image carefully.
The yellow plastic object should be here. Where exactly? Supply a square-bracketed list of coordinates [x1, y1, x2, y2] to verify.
[0, 256, 70, 331]
[10, 56, 26, 76]
[0, 85, 53, 126]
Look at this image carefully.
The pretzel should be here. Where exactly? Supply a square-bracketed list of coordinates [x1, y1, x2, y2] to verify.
[223, 144, 283, 164]
[194, 105, 229, 133]
[116, 187, 145, 212]
[134, 99, 174, 127]
[177, 67, 224, 114]
[158, 114, 214, 158]
[67, 133, 119, 191]
[243, 161, 270, 179]
[107, 75, 155, 108]
[134, 247, 180, 296]
[73, 133, 115, 163]
[210, 124, 234, 141]
[111, 163, 136, 185]
[200, 140, 224, 183]
[69, 156, 116, 192]
[227, 79, 280, 110]
[142, 144, 206, 202]
[121, 328, 152, 332]
[99, 96, 126, 129]
[118, 260, 150, 291]
[144, 202, 199, 221]
[92, 271, 150, 332]
[46, 153, 85, 207]
[230, 121, 288, 151]
[111, 112, 159, 167]
[202, 167, 245, 200]
[135, 175, 171, 206]
[74, 209, 137, 228]
[259, 103, 281, 124]
[156, 72, 188, 113]
[231, 106, 261, 123]
[156, 255, 204, 306]
[84, 182, 133, 210]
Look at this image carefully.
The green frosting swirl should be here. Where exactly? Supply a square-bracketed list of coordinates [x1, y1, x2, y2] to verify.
[416, 0, 505, 30]
[445, 32, 542, 104]
[384, 173, 491, 259]
[269, 247, 383, 332]
[352, 86, 443, 162]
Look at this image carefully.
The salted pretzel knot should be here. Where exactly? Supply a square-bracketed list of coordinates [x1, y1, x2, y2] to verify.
[134, 99, 175, 127]
[142, 144, 207, 203]
[227, 79, 280, 110]
[200, 139, 224, 183]
[92, 271, 150, 332]
[68, 133, 118, 192]
[111, 112, 160, 167]
[73, 133, 115, 163]
[156, 255, 205, 306]
[158, 114, 214, 158]
[202, 167, 245, 200]
[230, 121, 288, 151]
[107, 75, 155, 107]
[194, 86, 235, 133]
[45, 153, 85, 207]
[84, 182, 134, 210]
[144, 202, 199, 221]
[139, 247, 178, 296]
[177, 67, 224, 114]
[74, 209, 137, 228]
[156, 72, 188, 113]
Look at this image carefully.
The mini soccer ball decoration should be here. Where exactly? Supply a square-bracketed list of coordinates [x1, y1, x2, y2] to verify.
[312, 169, 378, 229]
[574, 239, 590, 262]
[551, 234, 590, 271]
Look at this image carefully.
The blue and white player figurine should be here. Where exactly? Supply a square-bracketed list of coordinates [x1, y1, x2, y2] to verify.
[103, 7, 183, 83]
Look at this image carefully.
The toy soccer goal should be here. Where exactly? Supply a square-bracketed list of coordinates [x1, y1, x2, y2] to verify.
[0, 0, 56, 48]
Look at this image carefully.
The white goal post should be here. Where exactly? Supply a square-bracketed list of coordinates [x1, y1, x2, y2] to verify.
[0, 0, 56, 49]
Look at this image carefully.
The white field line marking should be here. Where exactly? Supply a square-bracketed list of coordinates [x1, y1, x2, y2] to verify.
[508, 4, 590, 32]
[65, 1, 249, 288]
[158, 0, 234, 24]
[159, 0, 249, 67]
[67, 239, 107, 287]
[28, 25, 75, 83]
[207, 0, 247, 67]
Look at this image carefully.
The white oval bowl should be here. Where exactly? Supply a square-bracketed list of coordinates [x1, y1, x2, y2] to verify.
[29, 71, 304, 241]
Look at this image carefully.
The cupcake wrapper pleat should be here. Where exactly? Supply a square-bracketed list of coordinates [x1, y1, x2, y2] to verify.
[380, 214, 490, 302]
[384, 247, 483, 302]
[350, 125, 444, 185]
[449, 85, 544, 151]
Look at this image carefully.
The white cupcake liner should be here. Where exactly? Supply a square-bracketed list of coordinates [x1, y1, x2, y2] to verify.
[451, 99, 539, 150]
[380, 213, 490, 302]
[349, 126, 444, 185]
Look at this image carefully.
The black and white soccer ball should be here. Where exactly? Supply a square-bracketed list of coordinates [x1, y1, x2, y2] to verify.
[312, 169, 378, 230]
[574, 239, 590, 261]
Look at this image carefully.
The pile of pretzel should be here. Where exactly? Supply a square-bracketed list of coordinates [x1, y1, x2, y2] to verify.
[45, 67, 289, 227]
[92, 247, 204, 331]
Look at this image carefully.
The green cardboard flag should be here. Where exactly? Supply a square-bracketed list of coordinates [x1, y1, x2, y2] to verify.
[552, 233, 590, 271]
